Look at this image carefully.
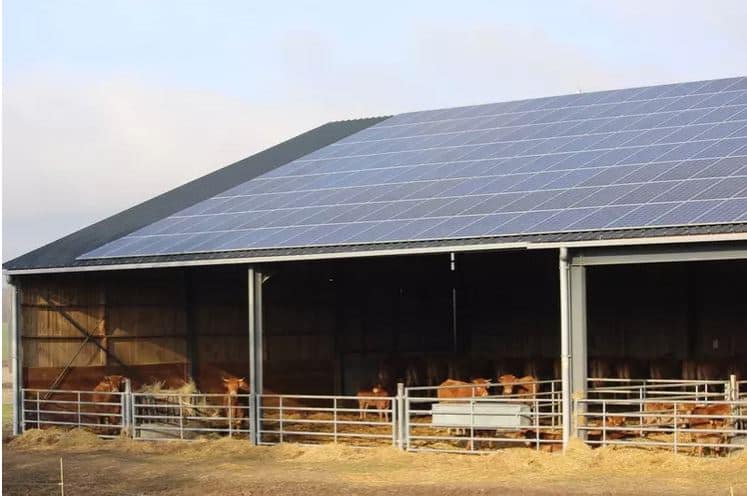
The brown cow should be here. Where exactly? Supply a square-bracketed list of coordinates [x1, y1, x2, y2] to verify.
[222, 377, 249, 431]
[497, 374, 538, 398]
[687, 403, 733, 456]
[642, 401, 696, 427]
[436, 379, 491, 400]
[357, 385, 390, 420]
[92, 375, 127, 430]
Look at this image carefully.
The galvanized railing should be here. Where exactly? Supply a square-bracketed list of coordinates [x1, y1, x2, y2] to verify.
[20, 388, 129, 438]
[257, 393, 397, 447]
[403, 380, 563, 454]
[588, 378, 729, 402]
[131, 392, 253, 440]
[576, 397, 747, 454]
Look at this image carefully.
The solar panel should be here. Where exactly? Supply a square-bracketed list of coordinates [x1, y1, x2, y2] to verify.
[79, 77, 747, 259]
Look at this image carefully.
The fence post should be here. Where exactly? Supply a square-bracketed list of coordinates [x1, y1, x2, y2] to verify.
[673, 403, 678, 454]
[228, 395, 233, 438]
[36, 391, 40, 429]
[77, 392, 81, 429]
[601, 400, 607, 447]
[179, 395, 185, 440]
[122, 379, 131, 435]
[728, 375, 737, 401]
[279, 396, 284, 444]
[396, 383, 404, 450]
[332, 397, 338, 444]
[404, 386, 411, 451]
[131, 393, 137, 439]
[20, 389, 26, 433]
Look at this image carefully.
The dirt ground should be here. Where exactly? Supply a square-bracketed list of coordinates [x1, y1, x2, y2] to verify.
[3, 429, 747, 496]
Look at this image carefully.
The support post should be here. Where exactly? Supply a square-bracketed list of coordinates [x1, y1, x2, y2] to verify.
[248, 267, 264, 444]
[9, 277, 23, 436]
[559, 248, 588, 448]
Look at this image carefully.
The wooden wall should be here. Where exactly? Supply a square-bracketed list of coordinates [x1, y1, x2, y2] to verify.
[19, 266, 249, 392]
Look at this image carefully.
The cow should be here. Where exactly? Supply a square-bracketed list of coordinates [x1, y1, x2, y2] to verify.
[687, 403, 733, 456]
[436, 378, 491, 400]
[91, 375, 127, 431]
[497, 374, 538, 398]
[222, 377, 249, 431]
[357, 385, 390, 421]
[641, 401, 696, 427]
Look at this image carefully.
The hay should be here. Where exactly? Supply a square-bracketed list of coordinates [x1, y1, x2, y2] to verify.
[10, 428, 103, 451]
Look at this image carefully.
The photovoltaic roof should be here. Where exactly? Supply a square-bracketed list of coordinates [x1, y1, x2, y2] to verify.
[80, 77, 747, 260]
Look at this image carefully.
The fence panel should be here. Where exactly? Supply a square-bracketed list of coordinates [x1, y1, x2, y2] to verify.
[257, 393, 397, 447]
[403, 380, 563, 454]
[577, 397, 747, 454]
[20, 388, 126, 438]
[131, 392, 252, 440]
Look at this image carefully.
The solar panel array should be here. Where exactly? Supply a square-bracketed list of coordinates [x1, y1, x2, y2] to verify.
[80, 77, 747, 260]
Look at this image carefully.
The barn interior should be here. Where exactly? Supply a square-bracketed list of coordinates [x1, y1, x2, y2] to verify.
[18, 252, 746, 397]
[586, 258, 747, 380]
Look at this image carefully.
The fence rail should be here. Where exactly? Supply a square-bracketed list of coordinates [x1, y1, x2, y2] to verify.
[576, 397, 747, 454]
[131, 392, 253, 440]
[18, 377, 747, 455]
[257, 393, 397, 447]
[21, 388, 128, 438]
[403, 379, 563, 454]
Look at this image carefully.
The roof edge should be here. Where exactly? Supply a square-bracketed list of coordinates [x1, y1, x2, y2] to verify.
[6, 231, 747, 276]
[4, 116, 390, 271]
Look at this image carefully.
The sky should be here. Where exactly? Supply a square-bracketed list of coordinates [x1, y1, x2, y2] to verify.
[3, 0, 747, 262]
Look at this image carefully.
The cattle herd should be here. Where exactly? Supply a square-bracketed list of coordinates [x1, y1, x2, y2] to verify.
[68, 355, 745, 455]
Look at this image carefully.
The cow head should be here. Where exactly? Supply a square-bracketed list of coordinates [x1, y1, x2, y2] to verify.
[222, 377, 249, 395]
[103, 375, 127, 391]
[498, 374, 518, 395]
[470, 378, 491, 397]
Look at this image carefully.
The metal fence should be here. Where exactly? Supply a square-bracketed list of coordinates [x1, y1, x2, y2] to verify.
[257, 393, 397, 447]
[131, 392, 253, 440]
[18, 378, 747, 455]
[21, 388, 129, 438]
[402, 380, 563, 454]
[588, 378, 729, 402]
[576, 397, 747, 454]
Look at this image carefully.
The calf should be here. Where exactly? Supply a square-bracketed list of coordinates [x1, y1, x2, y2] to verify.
[357, 385, 390, 421]
[497, 374, 538, 398]
[91, 375, 127, 431]
[222, 377, 249, 431]
[436, 378, 491, 400]
[688, 403, 733, 456]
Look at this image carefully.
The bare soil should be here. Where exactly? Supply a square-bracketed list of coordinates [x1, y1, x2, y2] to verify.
[3, 429, 747, 495]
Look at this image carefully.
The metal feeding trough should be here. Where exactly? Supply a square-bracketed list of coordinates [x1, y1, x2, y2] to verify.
[431, 402, 532, 429]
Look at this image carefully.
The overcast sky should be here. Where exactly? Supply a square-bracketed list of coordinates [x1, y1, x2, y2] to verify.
[3, 0, 747, 262]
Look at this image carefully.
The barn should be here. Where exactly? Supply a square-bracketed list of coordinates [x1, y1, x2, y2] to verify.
[5, 76, 747, 453]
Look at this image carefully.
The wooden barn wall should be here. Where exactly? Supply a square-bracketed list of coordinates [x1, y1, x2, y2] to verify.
[19, 265, 250, 392]
[587, 260, 747, 362]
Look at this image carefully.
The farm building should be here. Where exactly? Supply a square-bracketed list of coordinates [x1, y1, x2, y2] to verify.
[4, 76, 747, 452]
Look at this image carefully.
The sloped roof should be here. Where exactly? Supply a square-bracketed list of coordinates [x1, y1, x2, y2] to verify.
[6, 77, 747, 274]
[4, 118, 387, 271]
[80, 77, 747, 263]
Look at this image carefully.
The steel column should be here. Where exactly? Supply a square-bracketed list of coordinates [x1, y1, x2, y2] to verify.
[560, 249, 588, 445]
[569, 262, 588, 438]
[248, 267, 264, 444]
[9, 278, 23, 435]
[559, 248, 571, 448]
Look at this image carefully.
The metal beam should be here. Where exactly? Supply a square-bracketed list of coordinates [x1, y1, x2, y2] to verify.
[571, 242, 747, 266]
[8, 278, 23, 435]
[560, 249, 588, 445]
[248, 267, 264, 444]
